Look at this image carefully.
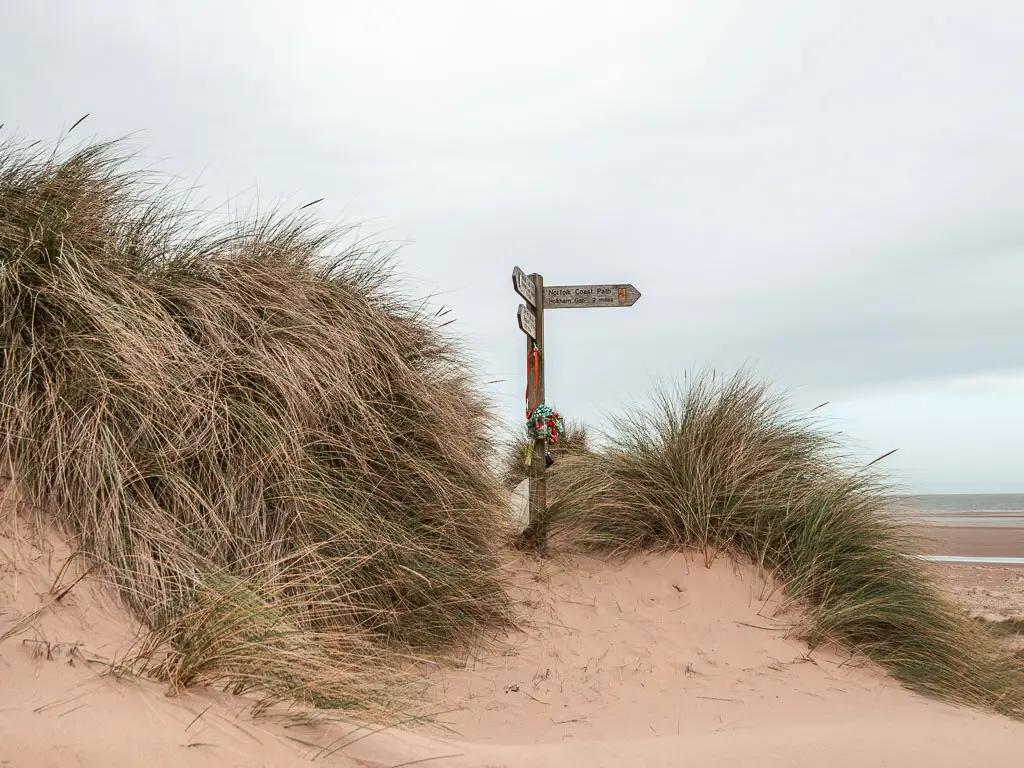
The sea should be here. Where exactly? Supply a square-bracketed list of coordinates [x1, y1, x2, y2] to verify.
[890, 494, 1024, 565]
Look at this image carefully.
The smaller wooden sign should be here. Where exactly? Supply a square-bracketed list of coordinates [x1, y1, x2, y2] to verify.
[512, 266, 537, 306]
[517, 303, 537, 339]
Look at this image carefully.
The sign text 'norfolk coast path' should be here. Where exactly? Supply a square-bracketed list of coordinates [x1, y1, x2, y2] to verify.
[543, 283, 642, 309]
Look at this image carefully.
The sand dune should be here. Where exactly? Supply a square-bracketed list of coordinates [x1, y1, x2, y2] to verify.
[417, 553, 1024, 764]
[424, 553, 893, 744]
[3, 515, 1022, 767]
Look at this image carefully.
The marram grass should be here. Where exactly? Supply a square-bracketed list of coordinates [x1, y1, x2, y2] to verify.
[541, 372, 1024, 718]
[0, 135, 509, 714]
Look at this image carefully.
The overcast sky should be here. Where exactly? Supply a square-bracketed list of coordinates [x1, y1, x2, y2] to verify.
[3, 1, 1022, 492]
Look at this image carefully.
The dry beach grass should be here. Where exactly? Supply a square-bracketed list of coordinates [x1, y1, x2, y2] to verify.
[538, 373, 1024, 718]
[0, 135, 509, 715]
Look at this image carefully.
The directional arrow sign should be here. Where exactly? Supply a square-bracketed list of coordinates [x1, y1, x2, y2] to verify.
[544, 284, 641, 309]
[517, 303, 537, 338]
[512, 266, 536, 306]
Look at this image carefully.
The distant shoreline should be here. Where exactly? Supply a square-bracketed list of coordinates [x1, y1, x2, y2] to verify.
[888, 494, 1024, 565]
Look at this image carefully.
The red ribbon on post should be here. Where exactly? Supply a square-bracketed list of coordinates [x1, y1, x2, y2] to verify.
[525, 344, 539, 417]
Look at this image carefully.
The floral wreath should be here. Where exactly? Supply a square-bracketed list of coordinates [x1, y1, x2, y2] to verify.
[527, 404, 562, 443]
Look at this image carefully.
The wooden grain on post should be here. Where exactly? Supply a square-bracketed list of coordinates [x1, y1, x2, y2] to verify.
[529, 273, 546, 529]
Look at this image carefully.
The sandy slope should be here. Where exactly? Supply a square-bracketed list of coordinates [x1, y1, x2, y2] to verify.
[2, 505, 1023, 767]
[417, 553, 1024, 764]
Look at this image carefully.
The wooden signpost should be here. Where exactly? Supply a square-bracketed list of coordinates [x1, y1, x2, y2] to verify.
[513, 268, 642, 531]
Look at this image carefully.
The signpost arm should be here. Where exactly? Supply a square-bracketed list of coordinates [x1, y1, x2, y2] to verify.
[529, 272, 546, 530]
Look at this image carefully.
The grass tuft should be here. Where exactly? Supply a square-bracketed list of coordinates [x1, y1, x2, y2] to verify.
[499, 416, 591, 489]
[0, 134, 509, 714]
[542, 371, 1024, 718]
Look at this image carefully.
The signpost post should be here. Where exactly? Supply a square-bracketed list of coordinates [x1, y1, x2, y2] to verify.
[512, 268, 641, 533]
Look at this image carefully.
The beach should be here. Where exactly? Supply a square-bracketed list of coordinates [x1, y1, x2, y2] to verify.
[900, 494, 1024, 565]
[917, 524, 1024, 562]
[907, 496, 1024, 655]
